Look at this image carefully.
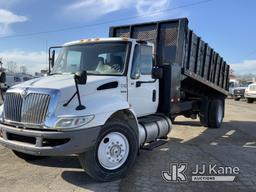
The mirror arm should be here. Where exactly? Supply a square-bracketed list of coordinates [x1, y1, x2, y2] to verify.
[63, 91, 77, 107]
[74, 77, 85, 110]
[63, 74, 86, 110]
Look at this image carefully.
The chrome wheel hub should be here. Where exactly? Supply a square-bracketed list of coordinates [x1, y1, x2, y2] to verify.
[217, 103, 223, 123]
[97, 132, 129, 170]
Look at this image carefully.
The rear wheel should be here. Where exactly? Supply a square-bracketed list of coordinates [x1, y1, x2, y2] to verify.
[247, 98, 254, 103]
[200, 99, 224, 128]
[208, 100, 224, 128]
[79, 120, 138, 182]
[12, 150, 45, 161]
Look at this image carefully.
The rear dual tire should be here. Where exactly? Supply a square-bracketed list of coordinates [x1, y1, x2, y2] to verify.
[200, 99, 224, 129]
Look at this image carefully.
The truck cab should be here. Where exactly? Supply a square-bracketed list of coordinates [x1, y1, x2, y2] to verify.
[0, 38, 168, 181]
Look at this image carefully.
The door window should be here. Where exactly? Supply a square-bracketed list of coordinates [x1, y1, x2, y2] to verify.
[131, 45, 153, 79]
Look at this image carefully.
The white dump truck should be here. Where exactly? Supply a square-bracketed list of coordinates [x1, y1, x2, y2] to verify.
[0, 18, 229, 181]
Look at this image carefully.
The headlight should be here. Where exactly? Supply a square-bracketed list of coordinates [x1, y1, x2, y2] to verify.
[55, 115, 94, 129]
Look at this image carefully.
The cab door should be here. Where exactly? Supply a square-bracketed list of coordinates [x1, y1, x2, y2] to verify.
[128, 44, 159, 117]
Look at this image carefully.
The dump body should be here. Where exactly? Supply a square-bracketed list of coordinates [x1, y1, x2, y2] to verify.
[109, 18, 230, 115]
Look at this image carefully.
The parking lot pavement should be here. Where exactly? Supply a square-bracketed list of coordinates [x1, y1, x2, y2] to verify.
[0, 99, 255, 192]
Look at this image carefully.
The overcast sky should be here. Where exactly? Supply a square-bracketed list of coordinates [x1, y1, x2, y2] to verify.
[0, 0, 255, 75]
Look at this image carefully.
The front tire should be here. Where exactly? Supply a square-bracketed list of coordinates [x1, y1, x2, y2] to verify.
[247, 98, 254, 103]
[79, 120, 138, 182]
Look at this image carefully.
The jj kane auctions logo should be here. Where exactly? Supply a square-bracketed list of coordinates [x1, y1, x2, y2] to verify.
[162, 163, 239, 182]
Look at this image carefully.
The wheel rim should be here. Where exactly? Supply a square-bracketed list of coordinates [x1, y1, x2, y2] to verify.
[97, 132, 129, 170]
[217, 103, 223, 123]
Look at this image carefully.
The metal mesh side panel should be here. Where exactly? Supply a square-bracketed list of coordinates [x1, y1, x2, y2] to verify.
[158, 23, 178, 64]
[115, 27, 130, 38]
[203, 47, 212, 80]
[132, 25, 157, 43]
[189, 33, 198, 72]
[196, 40, 205, 75]
[214, 56, 221, 85]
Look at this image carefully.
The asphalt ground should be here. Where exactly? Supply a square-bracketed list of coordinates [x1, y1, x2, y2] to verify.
[0, 99, 255, 192]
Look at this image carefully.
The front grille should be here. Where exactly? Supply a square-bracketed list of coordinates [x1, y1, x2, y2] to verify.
[234, 89, 245, 95]
[4, 92, 51, 125]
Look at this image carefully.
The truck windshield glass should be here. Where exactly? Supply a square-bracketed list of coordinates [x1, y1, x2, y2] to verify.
[52, 42, 130, 75]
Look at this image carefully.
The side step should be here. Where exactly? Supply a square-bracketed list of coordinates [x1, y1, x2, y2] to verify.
[141, 139, 168, 151]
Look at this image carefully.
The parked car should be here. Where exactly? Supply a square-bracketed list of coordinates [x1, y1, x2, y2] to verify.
[0, 75, 34, 91]
[229, 79, 239, 98]
[0, 75, 15, 90]
[233, 82, 252, 101]
[245, 83, 256, 103]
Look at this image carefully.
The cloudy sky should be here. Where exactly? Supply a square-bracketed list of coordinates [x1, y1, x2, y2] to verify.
[0, 0, 256, 74]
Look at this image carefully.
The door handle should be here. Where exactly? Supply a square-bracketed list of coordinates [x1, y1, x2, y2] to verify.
[136, 79, 157, 87]
[152, 90, 156, 102]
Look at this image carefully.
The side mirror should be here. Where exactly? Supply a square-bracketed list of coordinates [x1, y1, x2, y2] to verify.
[74, 71, 87, 85]
[152, 67, 163, 79]
[49, 50, 55, 68]
[48, 46, 62, 73]
[0, 72, 6, 83]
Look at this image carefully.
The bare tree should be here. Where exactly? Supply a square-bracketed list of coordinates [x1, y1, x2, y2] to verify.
[20, 65, 27, 74]
[6, 61, 17, 74]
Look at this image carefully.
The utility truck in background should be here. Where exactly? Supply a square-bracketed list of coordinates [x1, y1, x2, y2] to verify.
[0, 18, 229, 181]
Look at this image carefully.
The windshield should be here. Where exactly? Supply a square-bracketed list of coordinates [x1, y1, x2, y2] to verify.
[239, 82, 252, 87]
[52, 41, 131, 75]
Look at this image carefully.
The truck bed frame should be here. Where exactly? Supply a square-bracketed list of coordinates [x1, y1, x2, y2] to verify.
[109, 18, 230, 116]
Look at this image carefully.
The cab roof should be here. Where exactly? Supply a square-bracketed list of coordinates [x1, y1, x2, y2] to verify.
[63, 37, 134, 46]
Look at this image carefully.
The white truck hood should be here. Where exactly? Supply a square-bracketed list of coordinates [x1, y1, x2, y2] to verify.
[11, 74, 123, 103]
[13, 74, 116, 89]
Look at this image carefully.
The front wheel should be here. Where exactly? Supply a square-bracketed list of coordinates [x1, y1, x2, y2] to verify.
[247, 98, 254, 103]
[79, 121, 138, 182]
